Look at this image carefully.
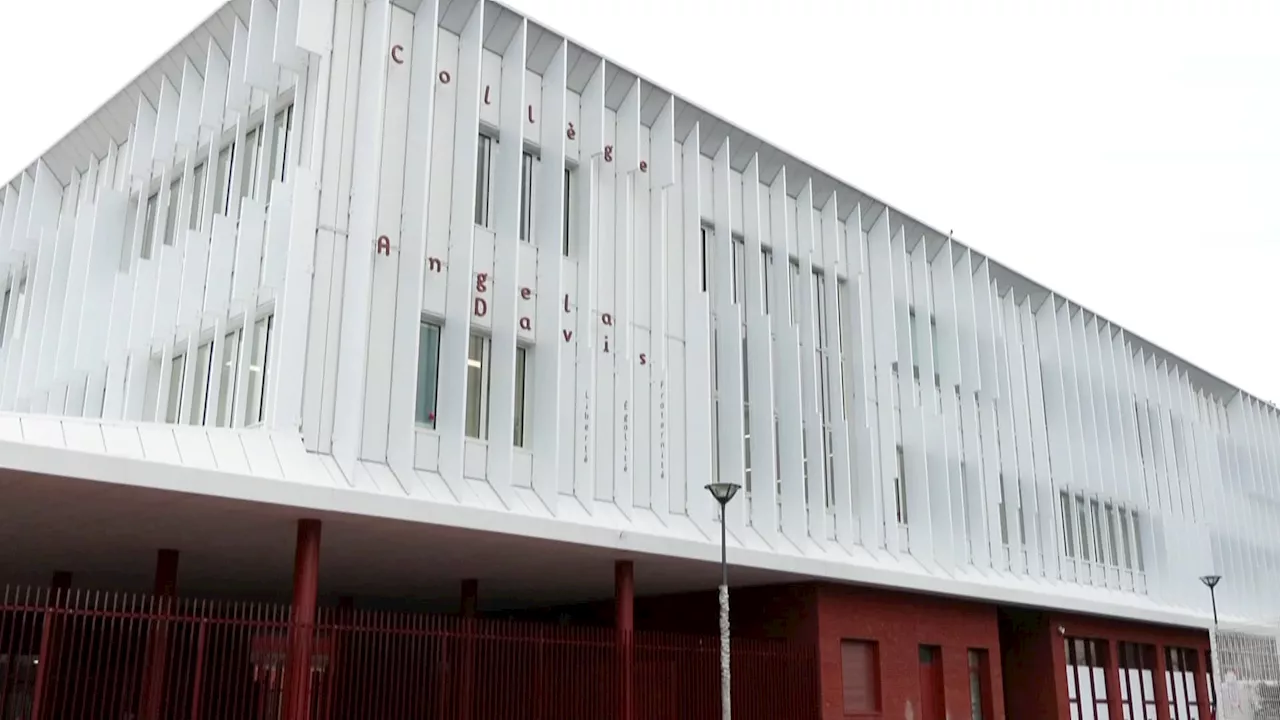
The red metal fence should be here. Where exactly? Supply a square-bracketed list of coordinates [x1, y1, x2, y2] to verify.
[0, 586, 820, 720]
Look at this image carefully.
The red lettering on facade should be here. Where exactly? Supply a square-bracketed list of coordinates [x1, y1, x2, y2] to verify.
[428, 257, 443, 272]
[602, 313, 613, 326]
[376, 235, 391, 256]
[474, 298, 488, 317]
[520, 317, 532, 331]
[603, 338, 610, 352]
[639, 160, 648, 173]
[566, 123, 576, 140]
[438, 70, 451, 84]
[391, 45, 404, 64]
[475, 273, 488, 293]
[520, 287, 532, 300]
[639, 353, 647, 365]
[528, 105, 535, 124]
[483, 86, 492, 105]
[563, 294, 571, 313]
[562, 329, 574, 342]
[603, 145, 613, 163]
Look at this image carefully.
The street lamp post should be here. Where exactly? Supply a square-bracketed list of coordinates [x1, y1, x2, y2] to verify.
[706, 482, 741, 720]
[1200, 575, 1222, 716]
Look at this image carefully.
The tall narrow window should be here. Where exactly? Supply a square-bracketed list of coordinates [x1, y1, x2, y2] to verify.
[141, 191, 159, 260]
[732, 235, 745, 304]
[465, 334, 491, 439]
[120, 197, 140, 271]
[998, 475, 1009, 545]
[841, 640, 881, 714]
[1119, 509, 1133, 569]
[416, 321, 442, 428]
[1076, 494, 1091, 562]
[908, 307, 920, 379]
[788, 260, 801, 325]
[474, 134, 493, 227]
[895, 443, 908, 524]
[1061, 491, 1076, 558]
[0, 288, 10, 345]
[164, 353, 187, 423]
[760, 248, 772, 314]
[968, 649, 991, 720]
[1091, 499, 1106, 565]
[269, 103, 294, 187]
[215, 328, 242, 428]
[10, 278, 27, 341]
[1132, 511, 1145, 571]
[513, 347, 528, 446]
[189, 162, 206, 231]
[189, 341, 213, 425]
[519, 150, 535, 242]
[700, 225, 711, 293]
[243, 314, 273, 426]
[562, 166, 573, 256]
[162, 177, 182, 246]
[213, 142, 235, 216]
[241, 126, 264, 202]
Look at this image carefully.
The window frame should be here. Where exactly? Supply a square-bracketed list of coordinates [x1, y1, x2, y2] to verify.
[840, 638, 882, 714]
[416, 319, 443, 429]
[474, 133, 494, 228]
[465, 332, 492, 440]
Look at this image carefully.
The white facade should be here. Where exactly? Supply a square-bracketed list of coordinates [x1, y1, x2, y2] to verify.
[0, 0, 1277, 629]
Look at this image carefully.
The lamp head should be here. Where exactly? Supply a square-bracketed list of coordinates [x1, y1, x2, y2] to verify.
[704, 482, 741, 506]
[1200, 575, 1222, 590]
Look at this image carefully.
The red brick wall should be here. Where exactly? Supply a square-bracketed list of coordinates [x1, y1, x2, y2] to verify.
[814, 584, 1005, 720]
[998, 608, 1066, 720]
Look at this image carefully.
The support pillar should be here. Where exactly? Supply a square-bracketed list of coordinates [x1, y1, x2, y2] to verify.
[1104, 639, 1124, 720]
[282, 519, 322, 720]
[1049, 626, 1072, 720]
[1193, 647, 1212, 720]
[29, 571, 72, 720]
[141, 549, 180, 720]
[615, 560, 634, 720]
[1153, 645, 1172, 720]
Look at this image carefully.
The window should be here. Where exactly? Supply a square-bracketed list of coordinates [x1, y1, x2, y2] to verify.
[162, 177, 181, 246]
[760, 248, 772, 314]
[213, 142, 235, 217]
[1061, 491, 1076, 558]
[243, 314, 273, 426]
[1091, 499, 1105, 565]
[9, 278, 27, 341]
[788, 259, 801, 325]
[241, 126, 264, 202]
[474, 134, 493, 227]
[700, 225, 712, 293]
[1132, 511, 1145, 571]
[514, 347, 528, 446]
[141, 191, 158, 259]
[895, 444, 908, 524]
[189, 341, 213, 425]
[519, 150, 535, 242]
[164, 353, 186, 423]
[465, 333, 491, 439]
[215, 328, 242, 427]
[0, 287, 10, 345]
[415, 321, 442, 428]
[732, 234, 745, 304]
[841, 640, 880, 714]
[968, 649, 991, 720]
[562, 166, 573, 256]
[999, 475, 1009, 545]
[269, 104, 294, 188]
[189, 162, 206, 231]
[908, 306, 921, 380]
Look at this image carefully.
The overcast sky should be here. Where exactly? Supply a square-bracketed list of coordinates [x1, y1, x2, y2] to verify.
[1, 0, 1276, 403]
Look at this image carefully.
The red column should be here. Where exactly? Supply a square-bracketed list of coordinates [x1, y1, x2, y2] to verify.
[615, 560, 634, 720]
[29, 571, 72, 720]
[1153, 645, 1172, 720]
[1193, 647, 1213, 720]
[282, 519, 322, 720]
[1104, 639, 1124, 720]
[141, 549, 180, 720]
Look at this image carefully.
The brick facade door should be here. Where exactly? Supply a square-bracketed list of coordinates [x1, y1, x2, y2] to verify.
[919, 646, 945, 720]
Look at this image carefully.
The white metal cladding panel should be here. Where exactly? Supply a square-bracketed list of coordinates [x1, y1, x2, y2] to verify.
[4, 0, 1280, 624]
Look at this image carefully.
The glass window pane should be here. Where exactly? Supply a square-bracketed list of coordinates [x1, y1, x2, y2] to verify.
[163, 178, 181, 246]
[465, 334, 489, 439]
[513, 347, 527, 445]
[520, 151, 534, 242]
[216, 329, 242, 427]
[189, 162, 206, 231]
[562, 167, 572, 256]
[165, 354, 186, 423]
[214, 142, 234, 216]
[474, 135, 491, 227]
[141, 192, 158, 259]
[243, 315, 273, 426]
[189, 341, 212, 425]
[415, 322, 442, 427]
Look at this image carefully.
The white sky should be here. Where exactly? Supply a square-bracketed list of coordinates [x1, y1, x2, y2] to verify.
[1, 0, 1277, 402]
